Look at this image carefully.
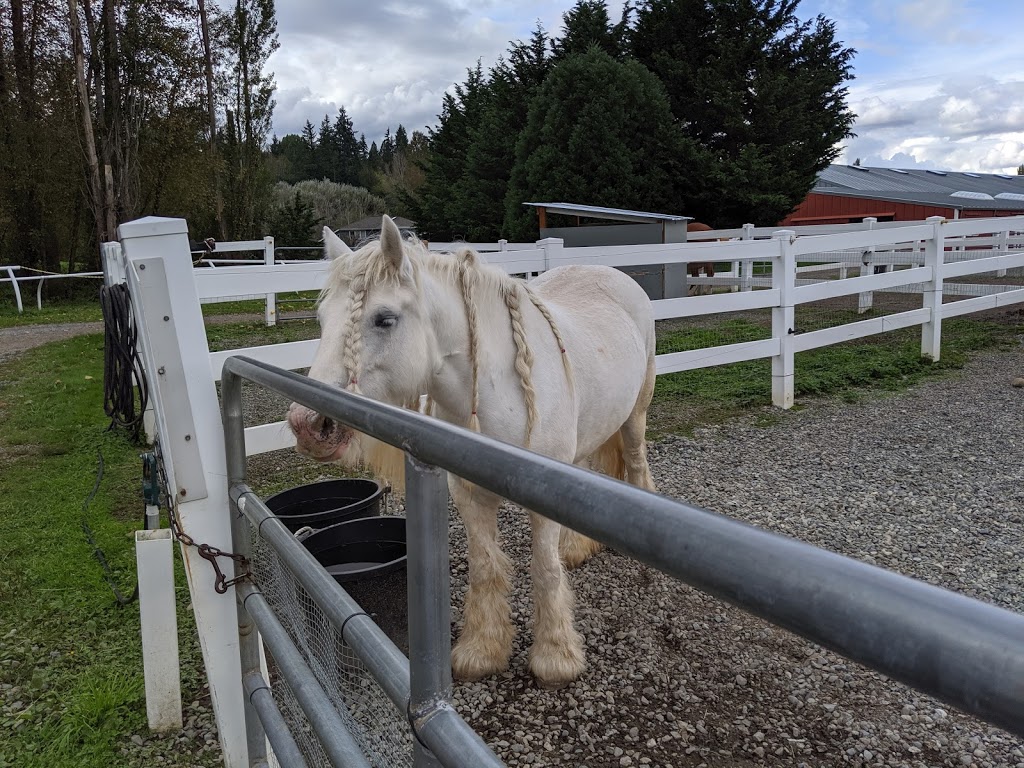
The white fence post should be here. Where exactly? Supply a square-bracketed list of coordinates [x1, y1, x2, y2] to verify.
[537, 237, 564, 275]
[772, 230, 796, 409]
[118, 216, 250, 768]
[857, 217, 877, 313]
[997, 228, 1008, 278]
[135, 529, 183, 732]
[741, 224, 755, 291]
[264, 236, 276, 326]
[921, 216, 946, 362]
[3, 266, 23, 313]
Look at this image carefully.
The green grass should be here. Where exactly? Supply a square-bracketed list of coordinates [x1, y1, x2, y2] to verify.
[651, 316, 1023, 435]
[0, 290, 319, 329]
[200, 291, 319, 319]
[0, 298, 104, 328]
[0, 334, 219, 768]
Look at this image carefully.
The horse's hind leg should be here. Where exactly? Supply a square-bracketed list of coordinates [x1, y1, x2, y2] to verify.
[559, 437, 622, 569]
[620, 355, 658, 492]
[450, 479, 514, 681]
[530, 511, 586, 688]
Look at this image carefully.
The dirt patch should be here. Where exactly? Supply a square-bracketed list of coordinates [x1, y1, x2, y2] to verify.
[0, 322, 104, 364]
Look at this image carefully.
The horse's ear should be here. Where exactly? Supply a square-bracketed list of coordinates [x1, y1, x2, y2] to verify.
[379, 214, 407, 274]
[323, 226, 352, 260]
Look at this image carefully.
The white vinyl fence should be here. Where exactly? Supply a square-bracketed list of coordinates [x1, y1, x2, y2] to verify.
[187, 215, 1024, 452]
[1, 265, 104, 312]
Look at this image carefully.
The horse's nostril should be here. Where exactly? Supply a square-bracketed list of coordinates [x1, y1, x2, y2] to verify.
[319, 417, 334, 439]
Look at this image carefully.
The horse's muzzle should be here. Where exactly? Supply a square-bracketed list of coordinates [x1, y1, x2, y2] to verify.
[286, 403, 353, 462]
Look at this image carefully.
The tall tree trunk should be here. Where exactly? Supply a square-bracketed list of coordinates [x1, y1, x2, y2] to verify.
[9, 0, 49, 270]
[69, 0, 108, 247]
[102, 0, 125, 223]
[198, 0, 226, 239]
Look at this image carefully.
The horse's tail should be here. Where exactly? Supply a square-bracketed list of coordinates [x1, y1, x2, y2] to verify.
[591, 431, 626, 481]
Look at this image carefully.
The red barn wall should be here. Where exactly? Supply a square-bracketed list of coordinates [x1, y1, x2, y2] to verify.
[780, 193, 1023, 226]
[779, 193, 954, 225]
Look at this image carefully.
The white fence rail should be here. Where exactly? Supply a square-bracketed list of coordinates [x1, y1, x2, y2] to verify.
[1, 265, 104, 312]
[122, 214, 1023, 456]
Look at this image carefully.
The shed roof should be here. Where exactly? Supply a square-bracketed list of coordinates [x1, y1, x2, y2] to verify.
[813, 165, 1024, 211]
[337, 215, 417, 231]
[523, 202, 692, 224]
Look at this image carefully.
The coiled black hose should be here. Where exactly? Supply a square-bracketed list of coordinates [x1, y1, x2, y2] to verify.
[100, 282, 149, 443]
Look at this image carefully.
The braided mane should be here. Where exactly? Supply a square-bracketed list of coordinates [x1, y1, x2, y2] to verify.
[321, 236, 574, 449]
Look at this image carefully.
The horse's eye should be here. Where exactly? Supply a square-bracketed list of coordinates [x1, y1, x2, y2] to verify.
[373, 312, 398, 329]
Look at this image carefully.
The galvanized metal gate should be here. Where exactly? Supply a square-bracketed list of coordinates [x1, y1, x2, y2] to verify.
[220, 355, 1024, 767]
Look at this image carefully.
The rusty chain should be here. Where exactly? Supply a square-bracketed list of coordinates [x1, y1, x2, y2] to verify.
[154, 439, 250, 594]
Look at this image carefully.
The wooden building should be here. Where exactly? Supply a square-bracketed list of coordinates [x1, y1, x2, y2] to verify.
[781, 165, 1024, 225]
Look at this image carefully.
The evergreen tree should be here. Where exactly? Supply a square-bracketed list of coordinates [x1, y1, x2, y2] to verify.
[415, 61, 488, 239]
[452, 26, 553, 241]
[333, 106, 362, 185]
[551, 0, 629, 61]
[503, 47, 684, 240]
[394, 124, 409, 153]
[315, 114, 337, 179]
[380, 128, 394, 169]
[267, 133, 311, 183]
[268, 189, 318, 245]
[300, 120, 317, 151]
[630, 0, 855, 226]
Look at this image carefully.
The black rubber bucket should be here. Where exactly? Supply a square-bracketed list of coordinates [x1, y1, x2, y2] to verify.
[264, 478, 384, 534]
[300, 516, 409, 655]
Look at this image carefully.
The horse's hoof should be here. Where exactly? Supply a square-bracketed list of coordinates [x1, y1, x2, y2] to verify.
[451, 641, 510, 682]
[559, 532, 603, 570]
[529, 639, 585, 689]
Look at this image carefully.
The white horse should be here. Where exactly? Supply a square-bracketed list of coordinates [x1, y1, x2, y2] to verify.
[287, 215, 657, 688]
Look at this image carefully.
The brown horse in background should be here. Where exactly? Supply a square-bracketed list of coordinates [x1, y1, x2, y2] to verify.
[686, 222, 717, 296]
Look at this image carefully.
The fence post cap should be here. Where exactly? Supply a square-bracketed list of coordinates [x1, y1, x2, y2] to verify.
[118, 217, 189, 240]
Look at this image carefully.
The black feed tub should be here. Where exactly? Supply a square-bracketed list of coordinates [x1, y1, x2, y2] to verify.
[264, 478, 384, 534]
[300, 516, 409, 655]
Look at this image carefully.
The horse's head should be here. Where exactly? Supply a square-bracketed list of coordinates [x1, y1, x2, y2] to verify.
[287, 215, 434, 467]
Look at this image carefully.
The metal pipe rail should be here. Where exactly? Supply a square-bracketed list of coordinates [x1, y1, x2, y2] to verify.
[221, 355, 1024, 743]
[221, 365, 504, 768]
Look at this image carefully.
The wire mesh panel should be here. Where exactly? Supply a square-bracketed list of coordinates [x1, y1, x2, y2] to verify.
[656, 308, 773, 353]
[247, 518, 414, 768]
[792, 247, 930, 333]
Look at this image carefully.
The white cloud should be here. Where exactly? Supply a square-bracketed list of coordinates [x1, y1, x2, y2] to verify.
[266, 0, 1024, 174]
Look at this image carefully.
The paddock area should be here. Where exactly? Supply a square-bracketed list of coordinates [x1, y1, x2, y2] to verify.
[95, 215, 1024, 768]
[237, 324, 1024, 768]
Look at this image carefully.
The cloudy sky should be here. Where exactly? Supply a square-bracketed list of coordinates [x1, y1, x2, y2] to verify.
[268, 0, 1024, 173]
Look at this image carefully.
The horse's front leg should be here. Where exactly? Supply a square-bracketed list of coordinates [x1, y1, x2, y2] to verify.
[529, 512, 586, 688]
[450, 479, 514, 681]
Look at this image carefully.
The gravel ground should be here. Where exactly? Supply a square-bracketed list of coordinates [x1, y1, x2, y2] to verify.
[235, 340, 1024, 767]
[442, 345, 1024, 768]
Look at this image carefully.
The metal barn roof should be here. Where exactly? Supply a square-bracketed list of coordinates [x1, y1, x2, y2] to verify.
[813, 165, 1024, 210]
[523, 202, 692, 224]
